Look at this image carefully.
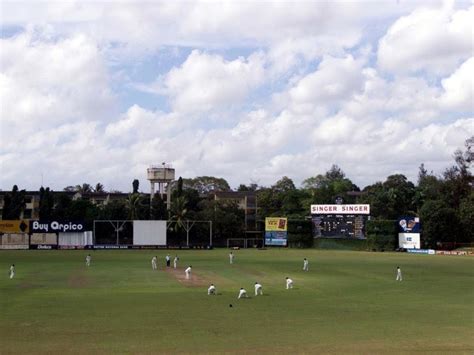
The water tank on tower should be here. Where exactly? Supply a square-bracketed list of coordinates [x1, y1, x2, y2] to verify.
[147, 163, 175, 209]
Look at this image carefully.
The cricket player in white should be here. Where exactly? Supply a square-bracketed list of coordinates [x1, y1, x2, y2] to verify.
[208, 284, 216, 295]
[238, 288, 248, 299]
[173, 255, 179, 269]
[396, 266, 402, 281]
[286, 277, 293, 289]
[229, 251, 234, 264]
[303, 258, 309, 271]
[185, 266, 192, 280]
[85, 254, 91, 267]
[9, 264, 15, 279]
[254, 282, 263, 296]
[151, 256, 157, 270]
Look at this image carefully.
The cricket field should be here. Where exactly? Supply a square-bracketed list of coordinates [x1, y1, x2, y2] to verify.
[1, 249, 473, 354]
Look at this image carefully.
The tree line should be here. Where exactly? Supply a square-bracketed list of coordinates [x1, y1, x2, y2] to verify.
[2, 137, 472, 248]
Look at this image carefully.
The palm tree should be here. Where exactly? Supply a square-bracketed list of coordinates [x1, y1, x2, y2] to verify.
[169, 196, 188, 231]
[94, 183, 105, 193]
[75, 183, 93, 193]
[126, 193, 141, 220]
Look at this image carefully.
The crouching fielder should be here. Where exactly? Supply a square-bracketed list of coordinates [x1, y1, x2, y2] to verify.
[208, 284, 216, 295]
[185, 266, 192, 280]
[254, 282, 263, 296]
[286, 277, 293, 289]
[238, 288, 248, 299]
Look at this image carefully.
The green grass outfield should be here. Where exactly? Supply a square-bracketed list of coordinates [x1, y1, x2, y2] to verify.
[1, 249, 473, 354]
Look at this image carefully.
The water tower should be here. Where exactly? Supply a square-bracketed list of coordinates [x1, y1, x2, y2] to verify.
[147, 163, 175, 209]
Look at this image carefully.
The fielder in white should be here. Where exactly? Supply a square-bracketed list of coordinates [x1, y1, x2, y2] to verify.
[185, 266, 192, 280]
[208, 284, 216, 295]
[238, 288, 248, 299]
[151, 256, 157, 270]
[229, 251, 234, 264]
[9, 264, 15, 279]
[85, 254, 91, 267]
[396, 266, 402, 281]
[254, 282, 263, 296]
[173, 255, 179, 269]
[286, 277, 293, 289]
[303, 258, 309, 271]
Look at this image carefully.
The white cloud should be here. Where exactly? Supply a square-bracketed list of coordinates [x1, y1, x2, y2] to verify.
[0, 1, 472, 192]
[288, 55, 366, 113]
[440, 57, 474, 111]
[378, 4, 474, 75]
[140, 50, 265, 113]
[0, 29, 115, 135]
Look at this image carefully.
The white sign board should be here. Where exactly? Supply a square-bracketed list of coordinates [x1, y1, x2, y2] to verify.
[133, 220, 167, 245]
[310, 204, 370, 215]
[398, 233, 420, 249]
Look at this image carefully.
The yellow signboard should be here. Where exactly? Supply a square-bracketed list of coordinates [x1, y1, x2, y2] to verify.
[265, 217, 288, 231]
[0, 220, 30, 233]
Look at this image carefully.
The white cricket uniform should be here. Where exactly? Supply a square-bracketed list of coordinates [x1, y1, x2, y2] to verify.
[185, 267, 192, 279]
[303, 259, 309, 271]
[173, 257, 178, 269]
[9, 265, 15, 279]
[286, 278, 293, 289]
[238, 289, 248, 299]
[229, 253, 234, 264]
[86, 255, 91, 267]
[254, 283, 263, 296]
[208, 285, 216, 295]
[396, 268, 402, 281]
[152, 257, 157, 270]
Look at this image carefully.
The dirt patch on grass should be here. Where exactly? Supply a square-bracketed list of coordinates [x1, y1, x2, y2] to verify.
[17, 282, 36, 289]
[164, 267, 208, 287]
[68, 271, 90, 288]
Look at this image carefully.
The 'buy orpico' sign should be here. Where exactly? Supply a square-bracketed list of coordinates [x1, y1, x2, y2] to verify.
[310, 204, 370, 215]
[30, 220, 85, 233]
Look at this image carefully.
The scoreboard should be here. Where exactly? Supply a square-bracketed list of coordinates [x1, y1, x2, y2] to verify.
[311, 204, 370, 239]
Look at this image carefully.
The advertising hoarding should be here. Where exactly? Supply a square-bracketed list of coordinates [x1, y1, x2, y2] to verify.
[0, 220, 29, 233]
[30, 220, 86, 233]
[398, 233, 421, 249]
[310, 204, 370, 215]
[265, 217, 288, 246]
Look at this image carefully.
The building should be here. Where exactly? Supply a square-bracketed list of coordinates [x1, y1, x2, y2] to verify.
[210, 191, 259, 238]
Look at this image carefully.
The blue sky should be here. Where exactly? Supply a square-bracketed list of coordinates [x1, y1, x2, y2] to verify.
[0, 0, 472, 192]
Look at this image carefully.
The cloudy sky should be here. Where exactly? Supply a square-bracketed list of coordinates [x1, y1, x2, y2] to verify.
[0, 0, 473, 193]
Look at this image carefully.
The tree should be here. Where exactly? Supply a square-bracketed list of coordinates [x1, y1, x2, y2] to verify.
[151, 193, 168, 220]
[302, 166, 358, 205]
[75, 183, 93, 193]
[66, 199, 98, 222]
[2, 185, 26, 220]
[237, 183, 258, 191]
[459, 191, 474, 243]
[94, 183, 105, 193]
[38, 187, 54, 219]
[126, 193, 141, 220]
[182, 176, 230, 194]
[360, 175, 415, 219]
[197, 199, 244, 241]
[325, 164, 345, 180]
[97, 199, 128, 220]
[169, 196, 188, 232]
[52, 193, 72, 220]
[420, 200, 459, 248]
[132, 179, 140, 194]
